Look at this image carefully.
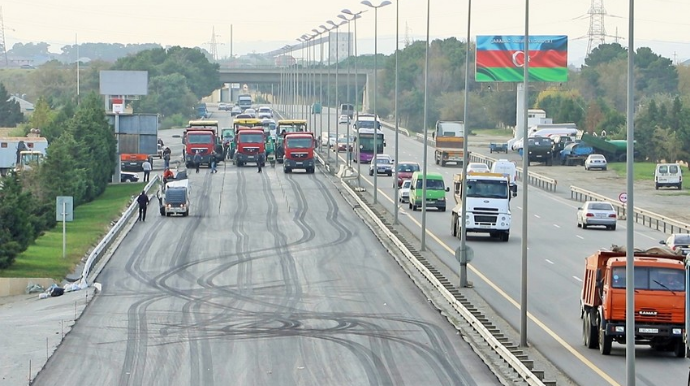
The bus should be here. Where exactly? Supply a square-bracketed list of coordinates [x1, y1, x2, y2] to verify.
[356, 127, 385, 163]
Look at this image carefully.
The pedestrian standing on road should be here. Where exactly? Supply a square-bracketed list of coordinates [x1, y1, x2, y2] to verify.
[137, 191, 149, 222]
[211, 152, 217, 174]
[163, 147, 171, 169]
[257, 153, 264, 173]
[193, 151, 202, 174]
[142, 159, 152, 182]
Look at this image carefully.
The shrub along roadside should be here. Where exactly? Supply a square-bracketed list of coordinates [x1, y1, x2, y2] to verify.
[0, 182, 145, 280]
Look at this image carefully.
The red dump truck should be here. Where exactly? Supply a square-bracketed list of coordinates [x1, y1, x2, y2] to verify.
[580, 247, 686, 356]
[283, 132, 315, 174]
[234, 127, 266, 167]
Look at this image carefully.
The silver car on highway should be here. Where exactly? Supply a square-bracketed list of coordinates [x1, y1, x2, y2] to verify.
[577, 201, 617, 230]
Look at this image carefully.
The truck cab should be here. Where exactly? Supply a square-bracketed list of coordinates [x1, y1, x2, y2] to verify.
[234, 128, 266, 167]
[434, 121, 464, 167]
[450, 172, 513, 241]
[283, 132, 316, 174]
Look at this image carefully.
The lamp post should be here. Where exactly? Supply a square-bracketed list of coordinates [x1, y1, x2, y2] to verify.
[342, 9, 365, 188]
[361, 0, 391, 205]
[625, 0, 636, 383]
[520, 0, 530, 348]
[393, 0, 400, 223]
[420, 0, 431, 251]
[459, 0, 472, 288]
[339, 13, 358, 168]
[318, 26, 328, 150]
[328, 19, 345, 170]
[325, 22, 335, 164]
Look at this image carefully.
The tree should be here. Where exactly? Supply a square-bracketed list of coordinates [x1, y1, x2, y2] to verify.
[584, 43, 627, 67]
[0, 83, 24, 126]
[0, 227, 20, 269]
[65, 93, 116, 201]
[0, 173, 36, 251]
[38, 131, 89, 205]
[29, 97, 55, 132]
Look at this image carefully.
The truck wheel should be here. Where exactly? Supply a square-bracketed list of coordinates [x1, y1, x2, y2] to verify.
[598, 323, 612, 355]
[501, 232, 509, 242]
[673, 340, 686, 358]
[451, 214, 458, 237]
[583, 312, 598, 349]
[441, 160, 446, 167]
[183, 210, 189, 217]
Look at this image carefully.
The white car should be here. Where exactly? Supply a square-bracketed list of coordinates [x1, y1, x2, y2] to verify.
[258, 107, 273, 119]
[231, 106, 242, 116]
[584, 154, 607, 171]
[338, 115, 349, 124]
[369, 154, 394, 176]
[399, 179, 412, 203]
[218, 102, 229, 111]
[577, 201, 617, 230]
[467, 162, 490, 173]
[244, 108, 256, 117]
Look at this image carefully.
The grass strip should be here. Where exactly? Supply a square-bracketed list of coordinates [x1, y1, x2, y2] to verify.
[0, 182, 146, 279]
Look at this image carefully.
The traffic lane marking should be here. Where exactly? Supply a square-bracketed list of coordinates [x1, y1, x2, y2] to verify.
[350, 166, 621, 386]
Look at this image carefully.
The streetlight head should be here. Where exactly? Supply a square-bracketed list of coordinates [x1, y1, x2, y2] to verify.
[312, 28, 320, 34]
[342, 8, 353, 15]
[338, 14, 347, 21]
[361, 0, 374, 7]
[327, 20, 336, 26]
[381, 0, 392, 6]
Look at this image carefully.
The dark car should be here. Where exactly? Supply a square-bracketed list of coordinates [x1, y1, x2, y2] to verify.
[394, 162, 421, 187]
[121, 171, 139, 183]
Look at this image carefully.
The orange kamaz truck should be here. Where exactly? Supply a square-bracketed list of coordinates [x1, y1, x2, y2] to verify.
[580, 248, 686, 356]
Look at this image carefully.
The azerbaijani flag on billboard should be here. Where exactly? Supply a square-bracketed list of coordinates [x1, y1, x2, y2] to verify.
[475, 35, 568, 82]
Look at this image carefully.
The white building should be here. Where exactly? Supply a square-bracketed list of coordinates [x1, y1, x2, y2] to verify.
[328, 32, 352, 63]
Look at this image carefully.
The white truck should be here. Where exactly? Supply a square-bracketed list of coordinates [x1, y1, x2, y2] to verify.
[450, 172, 516, 242]
[0, 136, 49, 176]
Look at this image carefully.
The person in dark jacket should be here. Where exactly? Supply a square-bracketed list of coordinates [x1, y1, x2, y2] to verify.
[137, 191, 149, 222]
[257, 153, 264, 173]
[193, 151, 202, 174]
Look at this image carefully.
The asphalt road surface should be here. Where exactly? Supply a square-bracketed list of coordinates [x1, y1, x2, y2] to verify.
[32, 145, 500, 385]
[327, 112, 690, 386]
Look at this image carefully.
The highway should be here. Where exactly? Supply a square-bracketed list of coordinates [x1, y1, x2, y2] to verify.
[32, 110, 500, 385]
[298, 105, 689, 386]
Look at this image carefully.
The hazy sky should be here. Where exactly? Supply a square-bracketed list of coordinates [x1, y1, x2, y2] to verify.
[3, 0, 690, 65]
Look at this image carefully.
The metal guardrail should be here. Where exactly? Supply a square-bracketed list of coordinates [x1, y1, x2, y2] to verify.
[339, 180, 546, 386]
[79, 175, 160, 286]
[570, 185, 690, 234]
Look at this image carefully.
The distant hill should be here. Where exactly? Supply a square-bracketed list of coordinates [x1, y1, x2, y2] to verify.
[4, 42, 167, 67]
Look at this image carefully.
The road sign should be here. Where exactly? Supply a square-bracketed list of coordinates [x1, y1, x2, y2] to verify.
[56, 196, 74, 222]
[618, 192, 628, 203]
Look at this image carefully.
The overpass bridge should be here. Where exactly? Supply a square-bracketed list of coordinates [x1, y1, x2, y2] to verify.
[219, 67, 368, 88]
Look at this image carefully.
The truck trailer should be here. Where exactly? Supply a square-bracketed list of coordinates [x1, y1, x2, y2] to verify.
[0, 136, 49, 176]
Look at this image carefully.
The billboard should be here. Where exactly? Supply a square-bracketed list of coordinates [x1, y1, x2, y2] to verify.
[475, 35, 568, 83]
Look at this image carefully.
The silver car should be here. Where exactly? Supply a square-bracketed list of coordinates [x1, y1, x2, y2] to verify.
[369, 154, 393, 176]
[577, 201, 617, 230]
[584, 154, 607, 170]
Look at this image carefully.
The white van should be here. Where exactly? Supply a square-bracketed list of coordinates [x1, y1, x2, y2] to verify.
[655, 163, 683, 190]
[491, 159, 518, 188]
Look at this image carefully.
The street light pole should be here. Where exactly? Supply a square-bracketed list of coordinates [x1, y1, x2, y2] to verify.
[625, 0, 636, 383]
[342, 9, 365, 188]
[459, 0, 472, 288]
[393, 0, 400, 224]
[325, 23, 334, 165]
[361, 0, 391, 205]
[520, 0, 530, 348]
[328, 19, 345, 170]
[420, 0, 430, 251]
[338, 14, 353, 167]
[318, 26, 328, 149]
